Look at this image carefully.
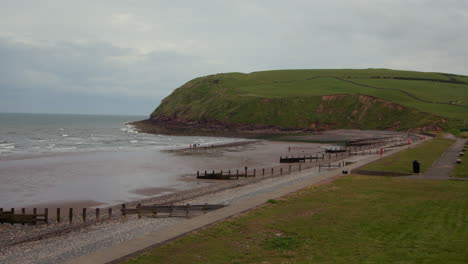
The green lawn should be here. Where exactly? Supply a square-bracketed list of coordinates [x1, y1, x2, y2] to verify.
[361, 137, 455, 173]
[123, 175, 468, 264]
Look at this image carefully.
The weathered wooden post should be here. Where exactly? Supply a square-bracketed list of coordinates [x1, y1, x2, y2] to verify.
[262, 168, 265, 176]
[271, 167, 274, 175]
[69, 208, 73, 224]
[21, 208, 26, 225]
[236, 169, 239, 180]
[10, 208, 14, 225]
[204, 170, 207, 176]
[96, 208, 100, 223]
[108, 208, 112, 219]
[82, 208, 86, 223]
[197, 171, 199, 178]
[56, 208, 61, 224]
[33, 208, 37, 225]
[280, 167, 283, 175]
[137, 204, 141, 219]
[44, 208, 49, 224]
[121, 204, 126, 220]
[228, 170, 231, 175]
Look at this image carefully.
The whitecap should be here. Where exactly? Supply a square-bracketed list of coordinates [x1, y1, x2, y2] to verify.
[62, 134, 69, 137]
[130, 140, 138, 143]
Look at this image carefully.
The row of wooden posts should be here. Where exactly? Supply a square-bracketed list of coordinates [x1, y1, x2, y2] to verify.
[0, 207, 114, 225]
[0, 203, 227, 225]
[196, 138, 416, 181]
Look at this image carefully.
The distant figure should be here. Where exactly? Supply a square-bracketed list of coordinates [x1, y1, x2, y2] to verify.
[288, 147, 291, 152]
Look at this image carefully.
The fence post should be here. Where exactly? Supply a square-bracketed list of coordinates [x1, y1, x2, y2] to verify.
[21, 208, 25, 225]
[271, 168, 274, 175]
[121, 204, 126, 220]
[96, 208, 100, 223]
[44, 208, 49, 224]
[10, 208, 14, 225]
[69, 208, 73, 224]
[236, 170, 239, 180]
[262, 168, 265, 176]
[137, 204, 141, 219]
[197, 171, 199, 178]
[108, 208, 112, 219]
[228, 170, 231, 176]
[57, 208, 60, 224]
[33, 208, 37, 225]
[280, 167, 283, 175]
[82, 208, 86, 223]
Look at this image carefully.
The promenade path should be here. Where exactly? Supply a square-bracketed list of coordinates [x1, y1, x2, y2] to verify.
[405, 135, 466, 180]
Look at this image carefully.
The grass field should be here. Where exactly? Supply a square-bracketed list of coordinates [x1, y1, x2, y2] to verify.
[361, 137, 454, 173]
[152, 69, 468, 131]
[123, 175, 468, 264]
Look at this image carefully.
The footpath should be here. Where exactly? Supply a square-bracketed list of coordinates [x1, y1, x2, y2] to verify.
[405, 136, 466, 180]
[67, 142, 423, 264]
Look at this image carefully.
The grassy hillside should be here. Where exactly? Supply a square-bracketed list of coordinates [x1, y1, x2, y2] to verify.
[150, 69, 468, 132]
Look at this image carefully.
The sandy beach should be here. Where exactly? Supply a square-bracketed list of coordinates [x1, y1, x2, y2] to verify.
[0, 130, 414, 263]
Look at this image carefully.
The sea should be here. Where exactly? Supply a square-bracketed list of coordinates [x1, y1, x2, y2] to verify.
[0, 113, 240, 157]
[0, 113, 247, 208]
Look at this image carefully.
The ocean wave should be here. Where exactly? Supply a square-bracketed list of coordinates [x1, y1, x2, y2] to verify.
[121, 123, 138, 134]
[0, 143, 15, 152]
[62, 134, 69, 137]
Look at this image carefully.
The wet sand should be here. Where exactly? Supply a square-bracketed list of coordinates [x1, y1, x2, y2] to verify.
[0, 140, 325, 209]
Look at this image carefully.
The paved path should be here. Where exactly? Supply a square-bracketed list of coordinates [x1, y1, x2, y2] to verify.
[67, 145, 409, 264]
[405, 137, 466, 180]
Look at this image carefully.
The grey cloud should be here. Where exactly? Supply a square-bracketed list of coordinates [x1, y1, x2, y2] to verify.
[0, 0, 467, 115]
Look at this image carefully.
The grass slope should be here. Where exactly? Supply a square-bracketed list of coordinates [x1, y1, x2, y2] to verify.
[361, 136, 455, 173]
[152, 69, 468, 131]
[124, 176, 468, 264]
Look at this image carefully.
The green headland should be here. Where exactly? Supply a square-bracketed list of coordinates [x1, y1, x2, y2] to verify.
[135, 69, 468, 136]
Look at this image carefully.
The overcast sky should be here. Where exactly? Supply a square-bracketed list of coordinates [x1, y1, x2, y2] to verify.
[1, 0, 467, 116]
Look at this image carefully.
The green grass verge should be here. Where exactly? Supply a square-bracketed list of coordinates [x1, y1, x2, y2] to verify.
[459, 132, 468, 139]
[360, 137, 454, 173]
[123, 175, 468, 264]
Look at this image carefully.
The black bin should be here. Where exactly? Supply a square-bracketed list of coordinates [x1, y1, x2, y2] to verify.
[412, 160, 420, 173]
